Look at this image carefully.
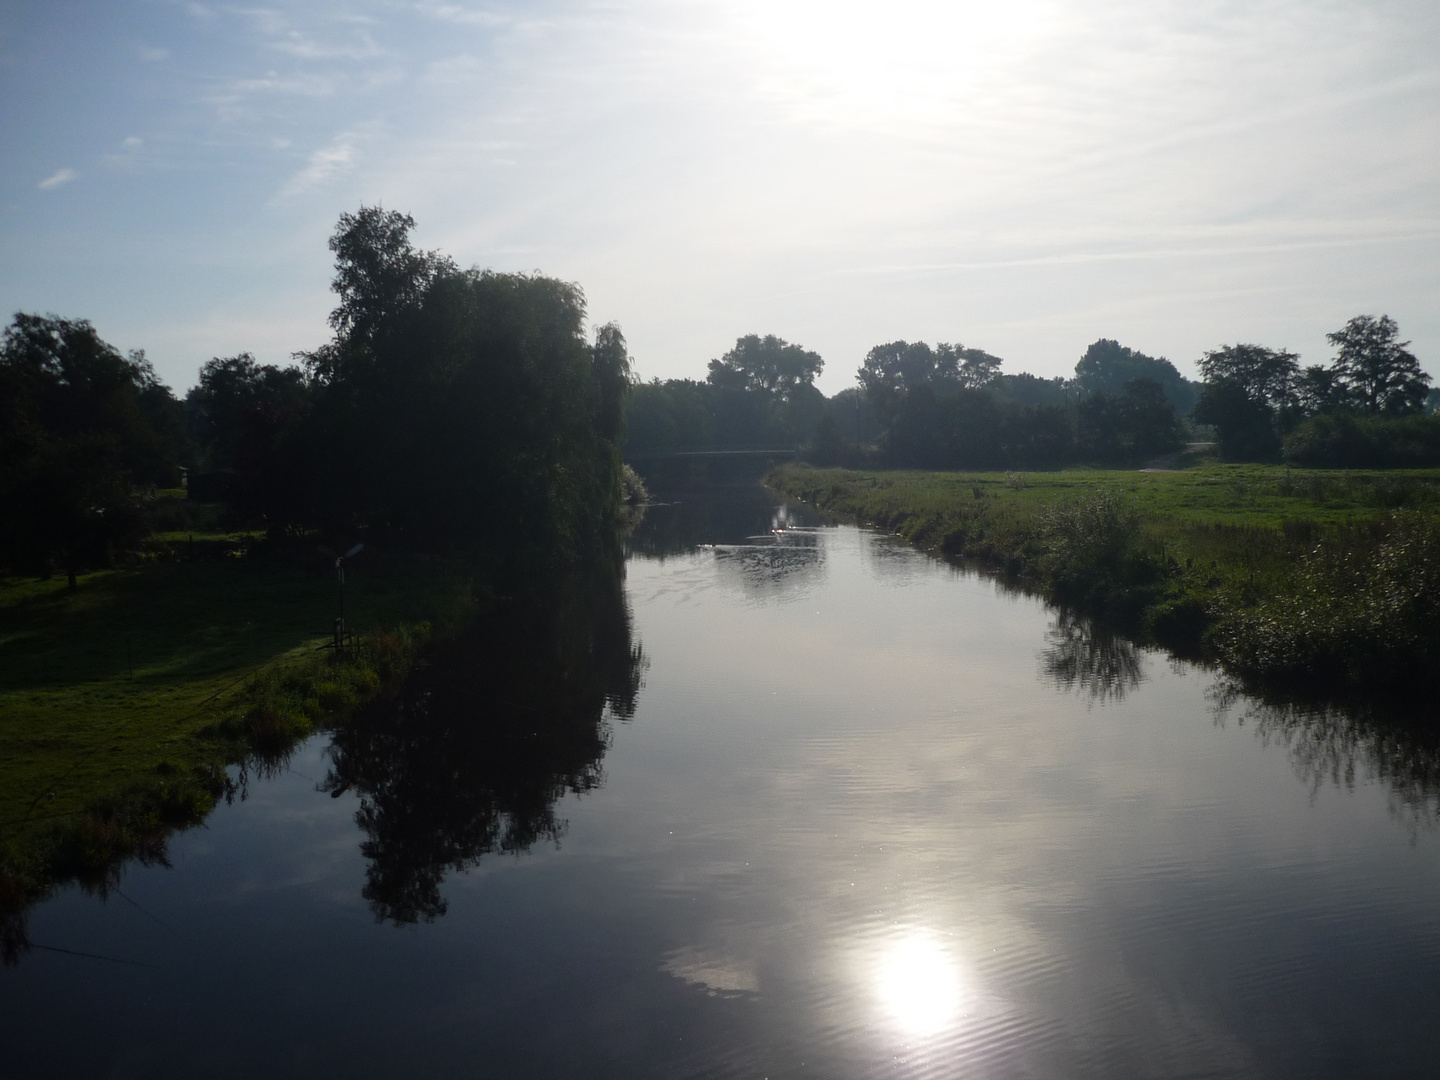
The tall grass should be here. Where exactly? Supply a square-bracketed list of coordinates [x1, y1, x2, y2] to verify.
[1215, 514, 1440, 688]
[770, 463, 1440, 697]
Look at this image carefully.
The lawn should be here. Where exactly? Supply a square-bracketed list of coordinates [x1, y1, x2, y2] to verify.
[0, 552, 476, 838]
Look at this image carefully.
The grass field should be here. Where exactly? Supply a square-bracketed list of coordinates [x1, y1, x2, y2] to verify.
[770, 462, 1440, 696]
[0, 552, 477, 843]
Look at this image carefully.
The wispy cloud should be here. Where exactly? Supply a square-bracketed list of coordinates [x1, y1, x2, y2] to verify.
[138, 45, 170, 62]
[420, 4, 514, 29]
[37, 168, 77, 190]
[273, 132, 360, 201]
[102, 137, 147, 170]
[231, 6, 387, 61]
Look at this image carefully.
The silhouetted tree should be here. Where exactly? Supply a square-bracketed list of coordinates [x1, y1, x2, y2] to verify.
[184, 353, 310, 518]
[707, 334, 823, 399]
[704, 333, 825, 446]
[1296, 364, 1347, 416]
[297, 207, 630, 568]
[1326, 314, 1429, 415]
[1076, 378, 1183, 464]
[1194, 343, 1300, 461]
[1075, 338, 1198, 414]
[0, 314, 179, 584]
[624, 378, 715, 455]
[858, 339, 1004, 424]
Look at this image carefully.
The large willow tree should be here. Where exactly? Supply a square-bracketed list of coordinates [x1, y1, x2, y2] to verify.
[299, 207, 631, 572]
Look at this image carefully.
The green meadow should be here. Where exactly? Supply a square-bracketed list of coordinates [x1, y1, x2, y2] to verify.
[770, 462, 1440, 696]
[0, 552, 476, 846]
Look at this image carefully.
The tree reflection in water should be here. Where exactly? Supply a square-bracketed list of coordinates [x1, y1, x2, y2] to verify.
[1210, 681, 1440, 829]
[322, 565, 645, 925]
[1040, 612, 1146, 703]
[1042, 611, 1440, 826]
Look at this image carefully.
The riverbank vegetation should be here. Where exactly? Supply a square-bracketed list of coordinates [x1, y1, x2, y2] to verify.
[769, 463, 1440, 701]
[0, 207, 635, 962]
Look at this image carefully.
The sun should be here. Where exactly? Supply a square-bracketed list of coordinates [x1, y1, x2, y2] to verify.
[731, 0, 1048, 129]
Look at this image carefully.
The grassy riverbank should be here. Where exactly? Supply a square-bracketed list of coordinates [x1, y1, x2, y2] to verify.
[769, 463, 1440, 698]
[0, 552, 479, 949]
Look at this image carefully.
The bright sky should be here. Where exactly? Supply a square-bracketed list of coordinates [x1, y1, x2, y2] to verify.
[2, 0, 1437, 394]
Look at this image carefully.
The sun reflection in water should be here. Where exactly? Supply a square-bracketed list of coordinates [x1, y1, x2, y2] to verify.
[875, 933, 963, 1036]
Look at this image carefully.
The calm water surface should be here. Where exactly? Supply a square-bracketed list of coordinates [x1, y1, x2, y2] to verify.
[5, 484, 1440, 1078]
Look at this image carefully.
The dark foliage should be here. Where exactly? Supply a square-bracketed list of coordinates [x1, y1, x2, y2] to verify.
[624, 333, 828, 457]
[184, 353, 310, 518]
[1193, 343, 1301, 462]
[1075, 378, 1185, 464]
[1284, 413, 1440, 469]
[1075, 338, 1199, 415]
[1327, 314, 1429, 415]
[1194, 316, 1432, 464]
[293, 207, 631, 571]
[0, 315, 182, 583]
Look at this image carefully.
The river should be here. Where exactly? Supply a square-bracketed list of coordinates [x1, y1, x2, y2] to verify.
[4, 482, 1440, 1078]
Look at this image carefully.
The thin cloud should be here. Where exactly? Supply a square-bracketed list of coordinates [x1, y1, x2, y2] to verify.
[274, 133, 359, 201]
[37, 168, 77, 190]
[138, 45, 170, 61]
[420, 4, 513, 28]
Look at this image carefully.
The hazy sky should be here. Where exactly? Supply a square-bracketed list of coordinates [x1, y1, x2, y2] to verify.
[2, 0, 1437, 394]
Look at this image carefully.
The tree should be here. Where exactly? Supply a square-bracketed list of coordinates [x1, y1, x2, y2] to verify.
[623, 379, 715, 455]
[940, 343, 1004, 389]
[326, 208, 455, 349]
[857, 339, 1005, 424]
[857, 340, 940, 422]
[186, 354, 309, 470]
[1295, 364, 1347, 416]
[1326, 314, 1429, 415]
[0, 315, 176, 585]
[184, 353, 310, 518]
[706, 334, 823, 401]
[705, 334, 825, 446]
[1076, 379, 1183, 464]
[1196, 343, 1300, 410]
[296, 208, 630, 567]
[1193, 343, 1300, 461]
[1075, 339, 1198, 415]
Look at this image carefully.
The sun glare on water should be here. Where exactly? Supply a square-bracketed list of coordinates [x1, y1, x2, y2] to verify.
[875, 934, 965, 1036]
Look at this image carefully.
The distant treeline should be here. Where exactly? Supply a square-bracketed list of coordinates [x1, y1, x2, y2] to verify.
[0, 208, 630, 585]
[627, 319, 1437, 472]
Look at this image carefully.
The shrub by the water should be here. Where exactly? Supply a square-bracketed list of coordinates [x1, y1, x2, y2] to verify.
[1217, 514, 1440, 688]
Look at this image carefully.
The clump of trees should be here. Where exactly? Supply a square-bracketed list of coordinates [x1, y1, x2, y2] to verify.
[860, 337, 1187, 469]
[625, 334, 1192, 470]
[1193, 315, 1435, 466]
[0, 316, 184, 586]
[1074, 338, 1198, 415]
[295, 208, 631, 569]
[0, 207, 635, 583]
[626, 333, 826, 454]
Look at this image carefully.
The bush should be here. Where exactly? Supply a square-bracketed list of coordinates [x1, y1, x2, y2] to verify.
[1283, 413, 1440, 469]
[1217, 513, 1440, 686]
[1038, 488, 1161, 615]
